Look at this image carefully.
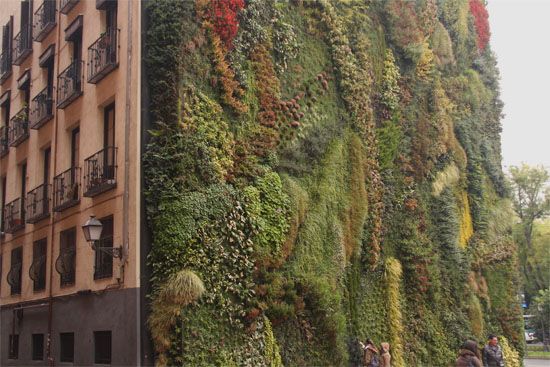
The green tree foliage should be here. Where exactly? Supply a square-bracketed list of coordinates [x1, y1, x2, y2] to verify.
[509, 164, 550, 302]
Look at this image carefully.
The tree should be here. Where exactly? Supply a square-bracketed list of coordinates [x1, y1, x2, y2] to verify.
[509, 164, 550, 303]
[528, 288, 550, 346]
[509, 164, 550, 250]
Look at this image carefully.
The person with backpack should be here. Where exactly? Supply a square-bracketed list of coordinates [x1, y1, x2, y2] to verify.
[359, 339, 380, 367]
[456, 340, 482, 367]
[380, 342, 391, 367]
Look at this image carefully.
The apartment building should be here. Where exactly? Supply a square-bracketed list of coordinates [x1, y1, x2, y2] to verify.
[0, 0, 141, 365]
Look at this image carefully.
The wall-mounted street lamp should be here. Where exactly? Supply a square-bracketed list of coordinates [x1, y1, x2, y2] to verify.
[81, 215, 123, 259]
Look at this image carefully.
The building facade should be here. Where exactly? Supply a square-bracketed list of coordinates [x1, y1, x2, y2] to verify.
[0, 0, 142, 365]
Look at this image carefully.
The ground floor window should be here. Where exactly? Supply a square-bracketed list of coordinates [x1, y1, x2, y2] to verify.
[32, 333, 44, 360]
[60, 332, 74, 362]
[94, 330, 111, 364]
[8, 334, 19, 359]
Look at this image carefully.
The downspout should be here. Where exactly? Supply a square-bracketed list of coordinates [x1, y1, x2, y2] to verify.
[46, 5, 63, 366]
[122, 0, 133, 282]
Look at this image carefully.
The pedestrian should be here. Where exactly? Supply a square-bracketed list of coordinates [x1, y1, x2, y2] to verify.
[482, 334, 505, 367]
[380, 342, 391, 367]
[359, 339, 380, 367]
[456, 340, 482, 367]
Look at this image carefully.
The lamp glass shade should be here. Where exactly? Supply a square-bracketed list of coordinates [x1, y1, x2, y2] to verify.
[82, 216, 103, 242]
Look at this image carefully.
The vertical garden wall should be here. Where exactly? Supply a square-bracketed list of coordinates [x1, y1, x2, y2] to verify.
[143, 0, 523, 365]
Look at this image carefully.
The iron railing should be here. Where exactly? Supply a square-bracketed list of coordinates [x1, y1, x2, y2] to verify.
[60, 0, 79, 14]
[8, 107, 29, 147]
[53, 167, 80, 211]
[4, 197, 25, 233]
[94, 235, 113, 279]
[0, 51, 11, 83]
[87, 28, 118, 83]
[26, 183, 51, 223]
[33, 0, 56, 42]
[12, 26, 32, 65]
[83, 146, 117, 197]
[0, 125, 8, 157]
[57, 60, 83, 109]
[29, 254, 47, 291]
[30, 87, 54, 129]
[56, 246, 76, 286]
[7, 261, 22, 295]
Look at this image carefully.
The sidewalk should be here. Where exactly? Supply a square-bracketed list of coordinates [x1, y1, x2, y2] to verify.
[525, 359, 550, 367]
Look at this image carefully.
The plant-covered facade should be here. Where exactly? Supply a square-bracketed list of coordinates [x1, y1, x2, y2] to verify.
[143, 0, 523, 365]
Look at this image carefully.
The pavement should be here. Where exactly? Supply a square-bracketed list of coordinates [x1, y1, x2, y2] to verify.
[525, 359, 550, 367]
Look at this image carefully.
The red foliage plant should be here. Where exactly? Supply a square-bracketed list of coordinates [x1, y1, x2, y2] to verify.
[209, 0, 245, 49]
[469, 0, 490, 51]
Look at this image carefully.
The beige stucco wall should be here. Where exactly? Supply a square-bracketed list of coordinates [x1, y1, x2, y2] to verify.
[0, 0, 140, 307]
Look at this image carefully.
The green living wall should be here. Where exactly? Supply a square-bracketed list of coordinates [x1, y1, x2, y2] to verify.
[143, 0, 523, 365]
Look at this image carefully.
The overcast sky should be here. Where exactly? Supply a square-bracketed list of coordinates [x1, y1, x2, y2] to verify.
[487, 0, 550, 172]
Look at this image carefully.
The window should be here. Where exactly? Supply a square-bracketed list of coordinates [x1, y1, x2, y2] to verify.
[1, 176, 5, 233]
[104, 103, 115, 149]
[71, 126, 80, 168]
[32, 333, 44, 360]
[1, 17, 13, 78]
[94, 216, 113, 280]
[8, 247, 22, 295]
[59, 332, 74, 363]
[31, 238, 47, 291]
[8, 334, 18, 359]
[94, 331, 111, 364]
[58, 227, 76, 286]
[20, 162, 26, 222]
[44, 147, 51, 183]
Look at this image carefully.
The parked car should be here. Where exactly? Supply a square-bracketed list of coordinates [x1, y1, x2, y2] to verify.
[525, 329, 537, 343]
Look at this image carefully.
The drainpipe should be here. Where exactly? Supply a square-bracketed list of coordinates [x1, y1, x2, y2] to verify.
[46, 5, 63, 366]
[121, 0, 133, 281]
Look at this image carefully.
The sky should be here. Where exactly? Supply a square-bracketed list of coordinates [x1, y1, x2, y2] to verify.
[487, 0, 550, 172]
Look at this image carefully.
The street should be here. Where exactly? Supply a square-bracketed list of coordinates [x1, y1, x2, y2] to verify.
[525, 359, 550, 367]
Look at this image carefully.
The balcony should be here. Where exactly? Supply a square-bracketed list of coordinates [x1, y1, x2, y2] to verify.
[12, 26, 32, 65]
[30, 87, 54, 129]
[26, 183, 51, 223]
[87, 28, 118, 84]
[7, 261, 22, 295]
[56, 246, 75, 286]
[0, 51, 11, 83]
[57, 60, 83, 109]
[33, 0, 57, 42]
[4, 197, 25, 234]
[8, 108, 29, 147]
[60, 0, 79, 14]
[0, 126, 8, 157]
[53, 167, 80, 212]
[83, 146, 117, 197]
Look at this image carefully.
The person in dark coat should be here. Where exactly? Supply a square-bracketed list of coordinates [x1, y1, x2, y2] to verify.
[456, 340, 482, 367]
[482, 335, 505, 367]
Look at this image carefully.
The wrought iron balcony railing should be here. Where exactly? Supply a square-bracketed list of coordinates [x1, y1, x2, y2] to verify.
[29, 254, 47, 291]
[0, 126, 8, 157]
[33, 0, 57, 42]
[60, 0, 79, 14]
[94, 235, 113, 279]
[0, 51, 11, 83]
[8, 108, 29, 147]
[12, 26, 32, 65]
[4, 197, 25, 233]
[57, 60, 83, 109]
[83, 146, 117, 197]
[26, 183, 51, 223]
[87, 28, 119, 84]
[30, 87, 54, 129]
[56, 246, 76, 286]
[53, 167, 80, 211]
[7, 261, 22, 295]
